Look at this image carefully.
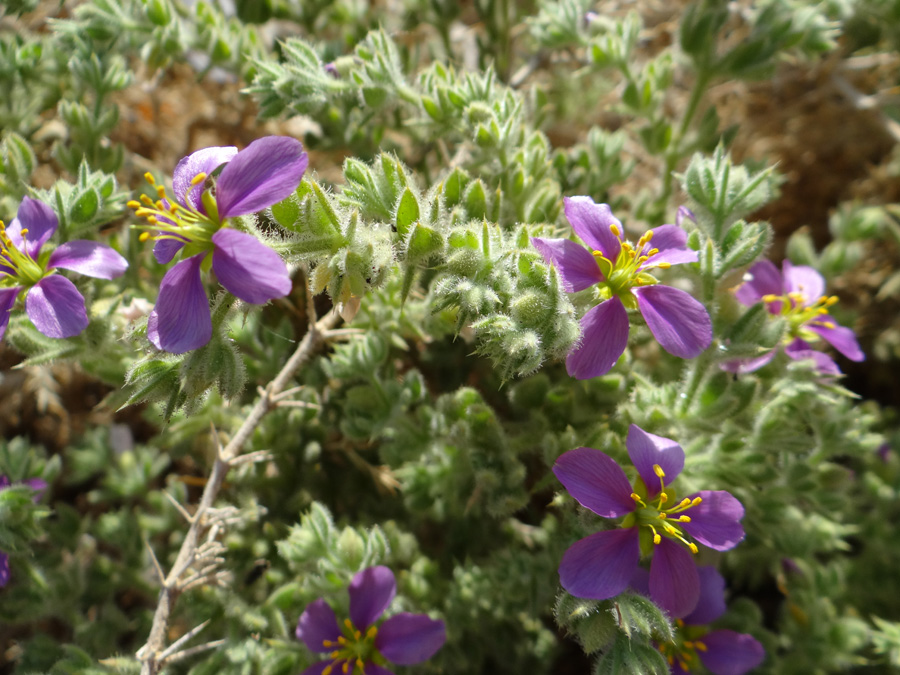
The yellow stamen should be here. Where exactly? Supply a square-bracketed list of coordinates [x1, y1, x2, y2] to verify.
[127, 200, 141, 209]
[322, 640, 336, 647]
[356, 659, 364, 671]
[323, 666, 332, 675]
[330, 651, 341, 658]
[658, 492, 668, 504]
[647, 248, 659, 256]
[688, 542, 699, 554]
[156, 185, 166, 199]
[653, 464, 665, 478]
[695, 641, 707, 652]
[190, 172, 207, 186]
[354, 630, 361, 640]
[678, 515, 691, 522]
[139, 232, 151, 242]
[656, 262, 671, 269]
[610, 224, 620, 237]
[342, 661, 350, 674]
[366, 626, 378, 638]
[337, 636, 348, 645]
[140, 194, 154, 206]
[691, 497, 703, 506]
[144, 172, 156, 185]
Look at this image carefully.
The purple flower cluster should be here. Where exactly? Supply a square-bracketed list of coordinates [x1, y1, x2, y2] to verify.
[130, 136, 308, 353]
[296, 566, 446, 675]
[532, 198, 711, 379]
[0, 475, 46, 587]
[553, 425, 745, 618]
[0, 197, 128, 341]
[726, 259, 864, 375]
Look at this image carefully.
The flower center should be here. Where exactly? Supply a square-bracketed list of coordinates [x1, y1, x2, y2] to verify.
[627, 464, 702, 555]
[760, 291, 840, 344]
[591, 225, 671, 304]
[658, 623, 709, 672]
[0, 220, 47, 286]
[128, 172, 220, 256]
[320, 618, 381, 675]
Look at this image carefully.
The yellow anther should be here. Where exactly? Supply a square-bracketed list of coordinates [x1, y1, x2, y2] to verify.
[342, 661, 350, 674]
[653, 533, 661, 544]
[675, 619, 685, 628]
[323, 666, 332, 675]
[344, 619, 353, 630]
[656, 262, 671, 269]
[663, 523, 678, 535]
[156, 185, 166, 199]
[330, 651, 341, 659]
[610, 224, 620, 237]
[761, 294, 778, 303]
[134, 208, 151, 217]
[356, 659, 364, 670]
[688, 542, 699, 554]
[667, 654, 674, 666]
[653, 464, 665, 478]
[322, 640, 336, 647]
[678, 515, 691, 522]
[629, 250, 636, 259]
[658, 512, 667, 519]
[366, 626, 378, 639]
[190, 172, 207, 186]
[683, 640, 694, 649]
[659, 494, 669, 506]
[337, 636, 348, 645]
[139, 232, 151, 242]
[140, 194, 154, 206]
[127, 200, 141, 209]
[647, 248, 659, 256]
[822, 321, 836, 329]
[147, 216, 158, 225]
[644, 229, 653, 241]
[827, 296, 839, 305]
[678, 498, 691, 508]
[19, 228, 28, 237]
[592, 250, 604, 257]
[691, 497, 703, 506]
[817, 308, 828, 315]
[638, 255, 649, 263]
[144, 172, 156, 185]
[630, 492, 642, 502]
[354, 630, 361, 640]
[695, 641, 707, 652]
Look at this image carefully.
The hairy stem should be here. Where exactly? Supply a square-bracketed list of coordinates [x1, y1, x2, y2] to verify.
[137, 286, 339, 675]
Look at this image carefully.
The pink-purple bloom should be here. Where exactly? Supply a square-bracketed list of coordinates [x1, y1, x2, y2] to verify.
[657, 566, 765, 674]
[0, 475, 47, 587]
[532, 197, 711, 379]
[553, 425, 745, 618]
[131, 136, 308, 353]
[0, 197, 128, 341]
[725, 259, 864, 375]
[296, 566, 446, 675]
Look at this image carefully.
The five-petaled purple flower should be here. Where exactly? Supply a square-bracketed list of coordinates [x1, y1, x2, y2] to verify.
[130, 136, 308, 353]
[725, 259, 864, 375]
[0, 475, 47, 587]
[296, 566, 446, 675]
[0, 197, 128, 341]
[648, 566, 765, 674]
[553, 425, 745, 618]
[532, 198, 712, 379]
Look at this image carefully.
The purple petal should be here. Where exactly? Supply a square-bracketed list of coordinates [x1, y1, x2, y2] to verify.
[682, 566, 726, 625]
[782, 260, 824, 307]
[807, 322, 865, 362]
[301, 661, 336, 675]
[147, 254, 211, 353]
[173, 146, 238, 211]
[25, 276, 88, 338]
[375, 613, 446, 665]
[553, 447, 636, 517]
[637, 225, 698, 268]
[362, 665, 395, 675]
[719, 350, 777, 374]
[0, 286, 21, 341]
[215, 136, 308, 218]
[734, 261, 782, 309]
[628, 566, 650, 597]
[682, 491, 745, 551]
[699, 630, 766, 675]
[626, 425, 685, 494]
[566, 297, 629, 379]
[530, 237, 603, 291]
[559, 528, 640, 600]
[296, 598, 341, 653]
[154, 236, 188, 264]
[47, 240, 128, 279]
[634, 285, 712, 359]
[563, 196, 622, 261]
[349, 566, 396, 630]
[675, 206, 695, 228]
[0, 552, 8, 587]
[0, 476, 8, 488]
[23, 478, 47, 502]
[8, 197, 58, 259]
[784, 338, 841, 375]
[211, 229, 292, 304]
[649, 538, 699, 618]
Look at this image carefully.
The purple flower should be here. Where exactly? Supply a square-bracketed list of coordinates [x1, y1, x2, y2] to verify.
[725, 259, 864, 374]
[0, 197, 128, 341]
[130, 136, 308, 353]
[0, 474, 47, 587]
[553, 425, 745, 618]
[658, 566, 765, 674]
[296, 566, 446, 675]
[532, 197, 711, 379]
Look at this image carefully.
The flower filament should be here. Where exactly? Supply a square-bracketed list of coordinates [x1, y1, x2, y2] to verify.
[659, 621, 709, 672]
[760, 291, 841, 344]
[0, 220, 46, 286]
[629, 464, 701, 554]
[320, 618, 381, 675]
[591, 227, 670, 303]
[128, 172, 219, 255]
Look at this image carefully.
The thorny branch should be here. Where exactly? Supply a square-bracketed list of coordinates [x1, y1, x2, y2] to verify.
[137, 283, 340, 675]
